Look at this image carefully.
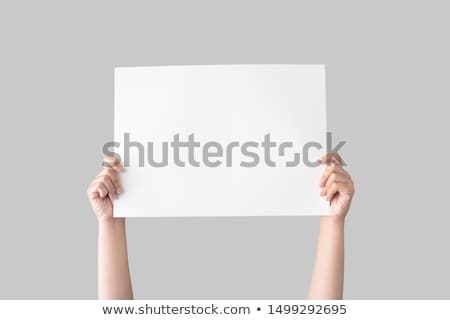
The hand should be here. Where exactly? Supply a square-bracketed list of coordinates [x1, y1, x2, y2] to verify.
[87, 156, 124, 223]
[318, 153, 355, 221]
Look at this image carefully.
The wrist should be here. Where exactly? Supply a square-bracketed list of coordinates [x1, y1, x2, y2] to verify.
[320, 214, 346, 227]
[98, 217, 126, 229]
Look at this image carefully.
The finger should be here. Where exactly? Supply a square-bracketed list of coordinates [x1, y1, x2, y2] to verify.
[95, 182, 109, 198]
[86, 182, 100, 200]
[97, 167, 123, 193]
[324, 171, 351, 190]
[325, 182, 339, 201]
[321, 178, 351, 197]
[320, 173, 346, 196]
[325, 181, 354, 202]
[323, 181, 355, 201]
[318, 162, 337, 187]
[103, 156, 124, 173]
[96, 175, 116, 198]
[318, 162, 350, 187]
[320, 153, 343, 166]
[87, 180, 102, 197]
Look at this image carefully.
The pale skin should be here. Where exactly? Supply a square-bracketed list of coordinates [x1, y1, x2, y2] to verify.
[308, 153, 354, 299]
[87, 157, 133, 300]
[87, 153, 354, 300]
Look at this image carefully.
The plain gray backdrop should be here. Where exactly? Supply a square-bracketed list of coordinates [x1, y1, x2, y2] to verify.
[0, 0, 449, 299]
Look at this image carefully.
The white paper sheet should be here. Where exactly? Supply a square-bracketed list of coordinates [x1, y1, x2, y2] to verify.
[114, 65, 329, 217]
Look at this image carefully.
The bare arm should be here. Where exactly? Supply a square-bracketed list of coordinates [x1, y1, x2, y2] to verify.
[308, 216, 345, 299]
[87, 157, 133, 299]
[98, 218, 133, 299]
[308, 154, 354, 300]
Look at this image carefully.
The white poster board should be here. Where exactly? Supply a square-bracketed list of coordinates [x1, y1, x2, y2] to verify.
[114, 65, 329, 217]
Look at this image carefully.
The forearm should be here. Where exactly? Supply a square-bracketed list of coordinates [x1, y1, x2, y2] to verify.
[98, 218, 133, 299]
[307, 216, 345, 300]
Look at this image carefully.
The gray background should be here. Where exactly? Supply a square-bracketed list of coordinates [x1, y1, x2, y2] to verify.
[0, 0, 449, 299]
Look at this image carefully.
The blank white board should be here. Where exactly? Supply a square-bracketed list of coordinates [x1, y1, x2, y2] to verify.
[114, 65, 329, 217]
